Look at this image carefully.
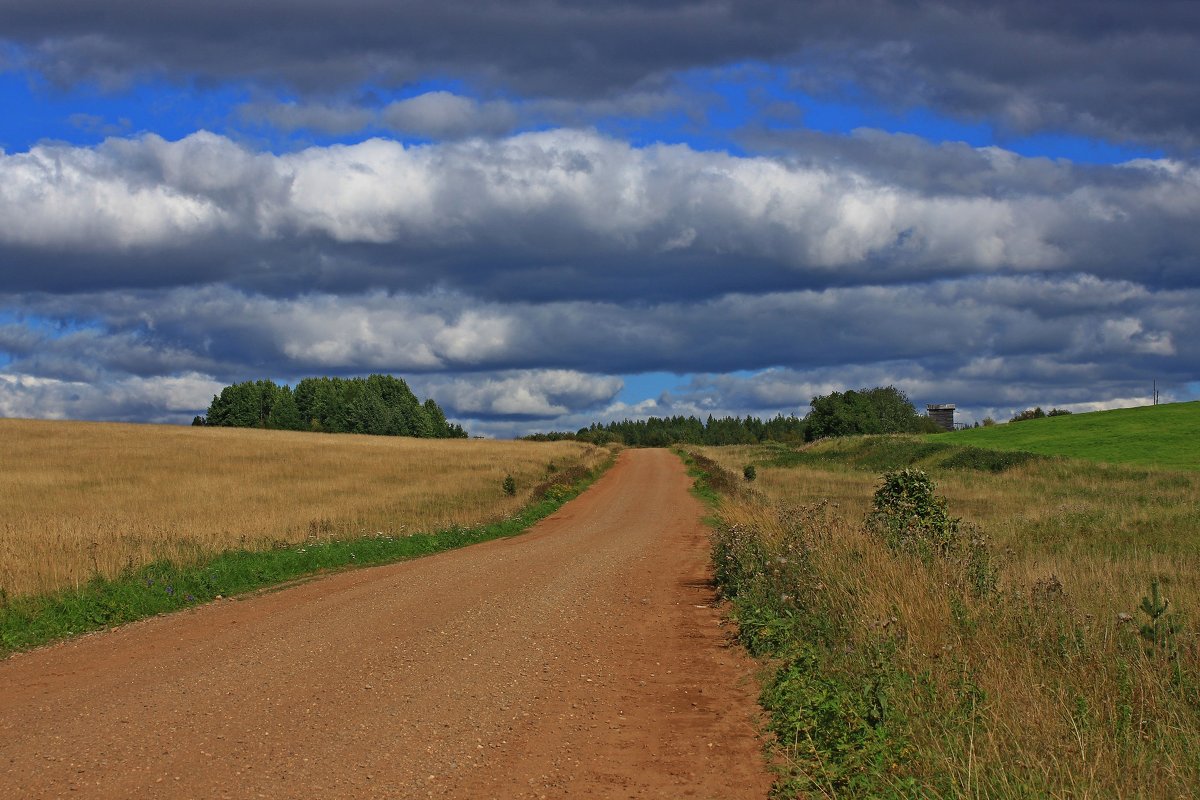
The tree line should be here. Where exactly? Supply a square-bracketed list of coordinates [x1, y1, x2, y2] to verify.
[525, 386, 941, 446]
[196, 374, 467, 438]
[525, 413, 809, 447]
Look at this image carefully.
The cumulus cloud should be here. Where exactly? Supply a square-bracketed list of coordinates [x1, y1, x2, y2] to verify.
[3, 130, 1199, 302]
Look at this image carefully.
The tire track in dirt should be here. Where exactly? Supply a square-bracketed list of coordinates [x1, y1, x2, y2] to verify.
[0, 448, 770, 798]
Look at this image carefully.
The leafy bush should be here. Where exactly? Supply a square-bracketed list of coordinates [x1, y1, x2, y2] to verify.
[867, 468, 997, 596]
[743, 464, 756, 482]
[763, 644, 911, 796]
[867, 469, 959, 556]
[502, 474, 516, 495]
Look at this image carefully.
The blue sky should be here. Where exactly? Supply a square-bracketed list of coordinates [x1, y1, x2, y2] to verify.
[1, 2, 1198, 434]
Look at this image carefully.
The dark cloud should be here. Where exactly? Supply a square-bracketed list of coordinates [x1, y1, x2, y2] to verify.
[4, 268, 1195, 424]
[4, 2, 1199, 148]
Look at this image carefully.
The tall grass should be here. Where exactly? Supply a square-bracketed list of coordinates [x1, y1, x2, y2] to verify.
[696, 439, 1200, 798]
[0, 418, 606, 598]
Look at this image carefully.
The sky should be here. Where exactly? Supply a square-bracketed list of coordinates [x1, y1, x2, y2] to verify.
[1, 1, 1198, 437]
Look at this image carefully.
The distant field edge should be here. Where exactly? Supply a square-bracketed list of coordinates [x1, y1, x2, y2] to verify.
[0, 450, 617, 659]
[935, 400, 1200, 471]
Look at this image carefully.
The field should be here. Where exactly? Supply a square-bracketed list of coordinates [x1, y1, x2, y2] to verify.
[694, 433, 1200, 798]
[0, 418, 605, 598]
[939, 400, 1200, 470]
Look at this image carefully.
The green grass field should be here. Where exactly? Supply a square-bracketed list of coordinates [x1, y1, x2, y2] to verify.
[939, 401, 1200, 470]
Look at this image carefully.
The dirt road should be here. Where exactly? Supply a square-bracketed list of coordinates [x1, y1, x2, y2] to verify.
[0, 449, 770, 799]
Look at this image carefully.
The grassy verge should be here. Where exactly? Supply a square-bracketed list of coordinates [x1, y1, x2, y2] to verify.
[674, 447, 745, 507]
[0, 454, 614, 658]
[684, 446, 1200, 799]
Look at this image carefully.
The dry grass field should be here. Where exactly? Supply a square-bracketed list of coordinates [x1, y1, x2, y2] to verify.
[0, 418, 605, 598]
[697, 440, 1200, 798]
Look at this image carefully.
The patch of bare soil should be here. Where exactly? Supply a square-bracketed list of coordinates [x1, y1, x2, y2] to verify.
[0, 449, 770, 798]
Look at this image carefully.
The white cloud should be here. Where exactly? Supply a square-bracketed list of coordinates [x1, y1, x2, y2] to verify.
[0, 371, 222, 423]
[3, 129, 1197, 283]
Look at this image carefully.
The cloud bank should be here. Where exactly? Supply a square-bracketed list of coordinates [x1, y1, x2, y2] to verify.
[2, 4, 1198, 434]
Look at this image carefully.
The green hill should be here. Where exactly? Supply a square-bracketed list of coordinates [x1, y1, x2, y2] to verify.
[940, 401, 1200, 470]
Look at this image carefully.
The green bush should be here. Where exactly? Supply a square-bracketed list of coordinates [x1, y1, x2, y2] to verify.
[743, 464, 757, 482]
[868, 469, 959, 557]
[867, 468, 997, 596]
[502, 474, 516, 495]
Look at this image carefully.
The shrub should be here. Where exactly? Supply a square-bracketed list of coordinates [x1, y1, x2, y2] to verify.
[502, 474, 516, 495]
[866, 468, 997, 596]
[867, 469, 958, 556]
[743, 464, 757, 482]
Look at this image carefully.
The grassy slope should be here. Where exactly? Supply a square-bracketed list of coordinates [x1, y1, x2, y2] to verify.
[939, 401, 1200, 470]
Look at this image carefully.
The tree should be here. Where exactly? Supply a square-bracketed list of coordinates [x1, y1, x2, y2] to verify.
[804, 386, 924, 441]
[266, 386, 303, 431]
[206, 380, 273, 428]
[207, 374, 461, 438]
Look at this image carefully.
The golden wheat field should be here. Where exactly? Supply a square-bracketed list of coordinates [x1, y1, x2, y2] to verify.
[0, 418, 605, 597]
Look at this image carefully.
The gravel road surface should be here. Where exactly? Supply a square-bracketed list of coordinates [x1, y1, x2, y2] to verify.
[0, 448, 770, 798]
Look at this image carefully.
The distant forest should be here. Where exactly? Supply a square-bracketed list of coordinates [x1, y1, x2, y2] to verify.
[197, 374, 467, 438]
[525, 386, 943, 446]
[526, 414, 807, 446]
